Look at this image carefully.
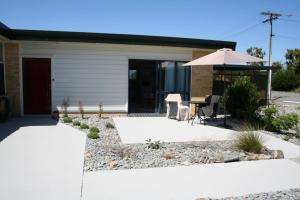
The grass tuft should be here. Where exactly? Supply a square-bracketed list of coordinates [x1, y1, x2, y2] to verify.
[234, 130, 264, 153]
[106, 122, 115, 129]
[63, 116, 72, 123]
[89, 127, 99, 133]
[80, 123, 89, 129]
[72, 120, 81, 126]
[88, 131, 99, 139]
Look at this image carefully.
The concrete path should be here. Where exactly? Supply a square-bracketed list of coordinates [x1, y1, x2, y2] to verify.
[82, 159, 300, 200]
[113, 117, 234, 143]
[0, 117, 86, 200]
[263, 133, 300, 158]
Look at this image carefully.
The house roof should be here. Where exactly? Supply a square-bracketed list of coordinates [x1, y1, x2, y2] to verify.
[0, 21, 236, 50]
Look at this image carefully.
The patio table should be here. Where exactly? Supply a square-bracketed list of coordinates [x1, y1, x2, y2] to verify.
[188, 98, 206, 124]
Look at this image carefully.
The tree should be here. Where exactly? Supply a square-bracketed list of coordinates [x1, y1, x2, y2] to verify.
[246, 47, 266, 66]
[272, 61, 284, 73]
[285, 48, 300, 74]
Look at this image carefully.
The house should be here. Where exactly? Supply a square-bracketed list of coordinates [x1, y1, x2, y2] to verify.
[0, 21, 236, 116]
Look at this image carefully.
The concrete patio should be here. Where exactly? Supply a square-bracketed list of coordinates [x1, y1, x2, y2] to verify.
[113, 117, 234, 143]
[0, 117, 86, 200]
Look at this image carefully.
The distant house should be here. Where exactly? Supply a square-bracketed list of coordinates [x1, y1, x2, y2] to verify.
[0, 21, 236, 116]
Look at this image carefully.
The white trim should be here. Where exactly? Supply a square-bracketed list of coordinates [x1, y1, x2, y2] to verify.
[20, 55, 53, 115]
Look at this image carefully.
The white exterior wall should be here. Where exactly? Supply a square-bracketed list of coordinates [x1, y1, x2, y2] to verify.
[20, 41, 195, 113]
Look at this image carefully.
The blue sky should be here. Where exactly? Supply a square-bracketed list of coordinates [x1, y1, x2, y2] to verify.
[1, 0, 299, 63]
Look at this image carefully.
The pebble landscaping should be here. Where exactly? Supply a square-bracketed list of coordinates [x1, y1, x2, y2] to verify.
[206, 188, 300, 200]
[61, 117, 284, 172]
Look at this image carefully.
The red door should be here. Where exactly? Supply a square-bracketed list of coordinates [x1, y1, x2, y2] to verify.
[23, 58, 51, 114]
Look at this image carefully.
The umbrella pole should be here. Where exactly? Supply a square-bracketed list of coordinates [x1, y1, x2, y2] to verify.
[219, 66, 232, 129]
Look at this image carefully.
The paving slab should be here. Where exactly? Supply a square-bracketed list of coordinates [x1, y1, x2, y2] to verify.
[0, 117, 86, 200]
[113, 117, 234, 143]
[82, 159, 300, 200]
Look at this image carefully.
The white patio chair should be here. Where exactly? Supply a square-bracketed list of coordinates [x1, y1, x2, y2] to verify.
[165, 94, 190, 121]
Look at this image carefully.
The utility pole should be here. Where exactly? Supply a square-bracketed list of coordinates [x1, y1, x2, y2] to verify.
[261, 11, 282, 104]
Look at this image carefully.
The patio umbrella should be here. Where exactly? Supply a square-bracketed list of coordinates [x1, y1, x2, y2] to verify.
[183, 48, 264, 128]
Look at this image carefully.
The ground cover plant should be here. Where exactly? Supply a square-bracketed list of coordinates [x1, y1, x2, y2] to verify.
[73, 120, 81, 126]
[80, 123, 89, 129]
[260, 105, 299, 132]
[63, 116, 73, 123]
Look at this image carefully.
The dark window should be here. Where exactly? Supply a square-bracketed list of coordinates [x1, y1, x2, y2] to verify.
[0, 64, 4, 95]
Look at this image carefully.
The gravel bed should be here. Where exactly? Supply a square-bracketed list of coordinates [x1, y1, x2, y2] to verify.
[60, 117, 282, 172]
[207, 188, 300, 200]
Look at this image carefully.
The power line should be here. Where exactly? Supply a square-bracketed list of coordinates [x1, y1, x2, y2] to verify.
[221, 22, 263, 39]
[280, 18, 300, 23]
[275, 35, 300, 40]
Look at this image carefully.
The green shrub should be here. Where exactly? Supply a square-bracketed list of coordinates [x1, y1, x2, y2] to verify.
[88, 131, 99, 139]
[234, 131, 264, 153]
[224, 77, 261, 121]
[63, 116, 73, 123]
[72, 120, 81, 126]
[261, 106, 299, 132]
[80, 123, 89, 129]
[106, 122, 115, 129]
[261, 106, 278, 131]
[272, 70, 300, 91]
[89, 127, 99, 133]
[283, 134, 293, 141]
[145, 139, 165, 150]
[272, 113, 299, 132]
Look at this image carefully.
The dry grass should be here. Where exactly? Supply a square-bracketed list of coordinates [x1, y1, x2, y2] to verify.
[234, 123, 265, 153]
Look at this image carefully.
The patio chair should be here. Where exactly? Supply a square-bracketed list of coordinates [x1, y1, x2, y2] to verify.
[165, 94, 190, 121]
[197, 95, 220, 124]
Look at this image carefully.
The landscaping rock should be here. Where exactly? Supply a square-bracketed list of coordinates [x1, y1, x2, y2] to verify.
[271, 150, 284, 159]
[223, 152, 240, 163]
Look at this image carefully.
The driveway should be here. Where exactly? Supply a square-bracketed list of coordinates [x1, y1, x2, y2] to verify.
[272, 91, 300, 105]
[0, 117, 86, 200]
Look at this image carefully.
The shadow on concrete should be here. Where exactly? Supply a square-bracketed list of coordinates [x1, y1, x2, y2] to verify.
[0, 116, 58, 142]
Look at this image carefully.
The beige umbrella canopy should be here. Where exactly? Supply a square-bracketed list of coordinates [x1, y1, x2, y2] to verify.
[183, 48, 265, 128]
[183, 48, 264, 66]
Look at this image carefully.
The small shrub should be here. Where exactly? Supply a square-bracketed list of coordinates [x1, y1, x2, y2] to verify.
[106, 122, 115, 129]
[272, 70, 300, 91]
[88, 131, 99, 139]
[271, 113, 299, 132]
[145, 139, 165, 150]
[234, 131, 264, 153]
[89, 127, 99, 133]
[72, 120, 81, 126]
[283, 134, 293, 141]
[261, 106, 278, 131]
[80, 123, 89, 129]
[224, 77, 261, 121]
[63, 116, 73, 123]
[261, 106, 299, 132]
[61, 97, 70, 117]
